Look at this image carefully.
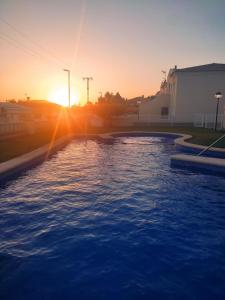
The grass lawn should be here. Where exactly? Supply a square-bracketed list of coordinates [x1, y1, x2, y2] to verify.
[110, 126, 225, 148]
[0, 125, 224, 163]
[0, 128, 68, 163]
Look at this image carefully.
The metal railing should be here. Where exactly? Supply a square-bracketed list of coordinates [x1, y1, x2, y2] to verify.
[197, 133, 225, 156]
[0, 122, 26, 135]
[0, 120, 48, 136]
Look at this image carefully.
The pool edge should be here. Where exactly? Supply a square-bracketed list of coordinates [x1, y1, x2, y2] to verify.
[1, 131, 225, 182]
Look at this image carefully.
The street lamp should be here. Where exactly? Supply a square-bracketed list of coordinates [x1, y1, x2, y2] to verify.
[137, 100, 141, 121]
[214, 92, 223, 131]
[63, 69, 71, 108]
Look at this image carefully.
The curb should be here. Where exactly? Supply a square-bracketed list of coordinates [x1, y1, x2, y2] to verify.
[0, 135, 73, 183]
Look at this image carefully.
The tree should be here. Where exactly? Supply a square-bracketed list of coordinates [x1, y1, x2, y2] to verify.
[97, 91, 125, 104]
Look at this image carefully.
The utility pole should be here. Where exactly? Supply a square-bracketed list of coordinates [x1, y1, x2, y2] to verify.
[63, 69, 71, 108]
[83, 77, 93, 104]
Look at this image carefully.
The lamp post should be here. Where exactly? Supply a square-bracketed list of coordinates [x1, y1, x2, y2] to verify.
[214, 92, 223, 131]
[137, 100, 141, 121]
[63, 69, 71, 108]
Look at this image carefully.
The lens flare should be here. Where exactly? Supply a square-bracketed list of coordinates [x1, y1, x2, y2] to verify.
[48, 87, 80, 107]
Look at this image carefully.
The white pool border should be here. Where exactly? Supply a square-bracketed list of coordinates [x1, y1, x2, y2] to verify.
[94, 131, 225, 176]
[0, 134, 73, 182]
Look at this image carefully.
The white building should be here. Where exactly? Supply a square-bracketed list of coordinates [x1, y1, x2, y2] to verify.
[139, 63, 225, 127]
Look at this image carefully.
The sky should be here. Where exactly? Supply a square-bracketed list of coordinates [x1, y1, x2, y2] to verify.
[0, 0, 225, 106]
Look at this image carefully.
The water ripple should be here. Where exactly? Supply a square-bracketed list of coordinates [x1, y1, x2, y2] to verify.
[0, 137, 225, 299]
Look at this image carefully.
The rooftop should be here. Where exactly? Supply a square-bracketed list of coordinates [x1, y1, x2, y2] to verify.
[176, 63, 225, 72]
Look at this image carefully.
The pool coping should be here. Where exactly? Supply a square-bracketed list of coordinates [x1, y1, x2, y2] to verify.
[0, 131, 225, 182]
[102, 131, 225, 153]
[98, 131, 225, 175]
[99, 131, 225, 153]
[0, 134, 74, 182]
[170, 153, 225, 176]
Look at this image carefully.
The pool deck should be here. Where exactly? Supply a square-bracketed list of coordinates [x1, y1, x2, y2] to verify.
[169, 133, 225, 175]
[0, 131, 225, 182]
[173, 133, 225, 156]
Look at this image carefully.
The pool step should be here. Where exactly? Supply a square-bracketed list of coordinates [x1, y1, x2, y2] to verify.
[171, 154, 225, 176]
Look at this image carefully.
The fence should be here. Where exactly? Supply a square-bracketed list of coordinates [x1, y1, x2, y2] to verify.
[112, 113, 225, 128]
[0, 122, 27, 136]
[0, 120, 49, 137]
[194, 113, 224, 129]
[112, 114, 172, 127]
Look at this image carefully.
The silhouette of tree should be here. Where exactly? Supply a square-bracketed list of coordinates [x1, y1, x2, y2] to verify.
[97, 91, 125, 104]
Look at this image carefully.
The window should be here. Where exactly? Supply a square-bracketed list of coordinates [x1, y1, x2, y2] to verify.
[161, 107, 169, 116]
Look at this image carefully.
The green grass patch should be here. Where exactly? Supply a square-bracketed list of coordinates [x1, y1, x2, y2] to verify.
[0, 124, 224, 163]
[99, 125, 225, 148]
[0, 128, 68, 163]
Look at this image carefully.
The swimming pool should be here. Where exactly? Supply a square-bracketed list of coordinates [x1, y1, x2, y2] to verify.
[0, 136, 225, 300]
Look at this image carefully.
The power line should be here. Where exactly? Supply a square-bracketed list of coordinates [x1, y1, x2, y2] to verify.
[0, 33, 43, 59]
[0, 17, 68, 68]
[70, 0, 87, 73]
[0, 28, 68, 66]
[0, 32, 63, 69]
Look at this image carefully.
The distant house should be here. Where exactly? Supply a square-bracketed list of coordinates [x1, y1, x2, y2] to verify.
[139, 63, 225, 127]
[17, 100, 62, 121]
[0, 101, 59, 137]
[0, 102, 31, 123]
[0, 102, 33, 136]
[127, 96, 144, 105]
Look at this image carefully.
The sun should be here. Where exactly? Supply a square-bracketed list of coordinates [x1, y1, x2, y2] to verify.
[48, 86, 80, 107]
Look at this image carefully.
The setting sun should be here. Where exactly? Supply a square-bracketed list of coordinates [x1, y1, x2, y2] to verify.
[48, 86, 80, 107]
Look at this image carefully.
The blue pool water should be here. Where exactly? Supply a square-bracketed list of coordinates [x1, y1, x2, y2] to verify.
[0, 136, 225, 300]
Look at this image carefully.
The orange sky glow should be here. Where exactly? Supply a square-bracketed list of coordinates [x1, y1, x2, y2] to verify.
[0, 0, 225, 107]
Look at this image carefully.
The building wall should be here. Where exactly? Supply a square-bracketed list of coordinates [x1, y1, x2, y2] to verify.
[174, 71, 225, 123]
[126, 68, 225, 125]
[112, 114, 137, 126]
[166, 71, 177, 120]
[139, 94, 170, 117]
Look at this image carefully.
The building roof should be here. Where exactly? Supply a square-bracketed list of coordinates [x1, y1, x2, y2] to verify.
[19, 100, 61, 112]
[176, 63, 225, 72]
